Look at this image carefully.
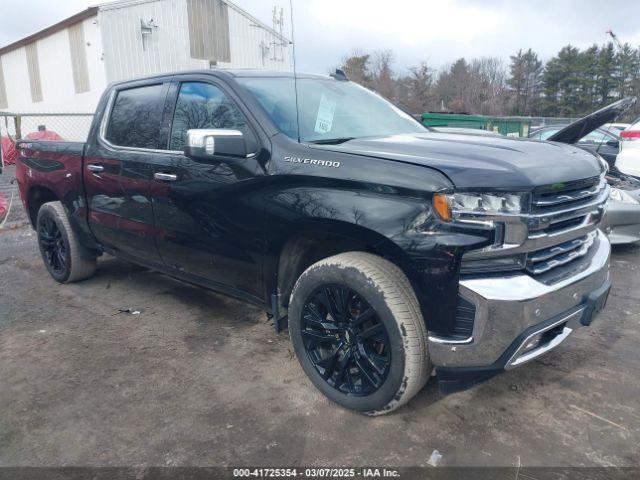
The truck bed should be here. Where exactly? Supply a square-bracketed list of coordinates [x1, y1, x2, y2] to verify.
[15, 140, 86, 224]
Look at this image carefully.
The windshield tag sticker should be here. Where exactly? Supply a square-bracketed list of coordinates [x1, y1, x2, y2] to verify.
[284, 156, 340, 168]
[314, 94, 336, 134]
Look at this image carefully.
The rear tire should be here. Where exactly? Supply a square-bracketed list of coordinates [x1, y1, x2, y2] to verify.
[36, 201, 97, 283]
[288, 252, 430, 415]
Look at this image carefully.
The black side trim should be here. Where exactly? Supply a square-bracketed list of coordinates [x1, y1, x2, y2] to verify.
[437, 367, 502, 394]
[581, 279, 611, 326]
[452, 295, 475, 339]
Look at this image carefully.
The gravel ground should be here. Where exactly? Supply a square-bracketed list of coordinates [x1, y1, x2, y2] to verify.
[0, 218, 639, 468]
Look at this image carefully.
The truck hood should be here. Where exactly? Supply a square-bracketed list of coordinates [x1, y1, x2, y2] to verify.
[547, 97, 637, 144]
[313, 132, 603, 190]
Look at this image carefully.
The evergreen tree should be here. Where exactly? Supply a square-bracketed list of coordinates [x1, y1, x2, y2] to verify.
[596, 43, 617, 106]
[508, 48, 543, 115]
[579, 45, 599, 113]
[616, 43, 640, 99]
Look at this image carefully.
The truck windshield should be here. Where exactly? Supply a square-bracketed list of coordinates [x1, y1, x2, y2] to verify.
[238, 77, 426, 143]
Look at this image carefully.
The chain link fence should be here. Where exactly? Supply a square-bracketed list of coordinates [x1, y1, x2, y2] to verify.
[0, 112, 94, 143]
[0, 113, 94, 227]
[527, 116, 577, 128]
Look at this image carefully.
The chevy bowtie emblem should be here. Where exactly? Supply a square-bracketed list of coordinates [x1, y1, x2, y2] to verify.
[284, 156, 340, 168]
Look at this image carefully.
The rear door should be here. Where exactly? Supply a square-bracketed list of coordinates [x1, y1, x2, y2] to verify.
[83, 78, 170, 264]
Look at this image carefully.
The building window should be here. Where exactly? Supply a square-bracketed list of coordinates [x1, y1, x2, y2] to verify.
[105, 84, 166, 149]
[0, 58, 8, 109]
[186, 0, 231, 63]
[25, 43, 43, 103]
[68, 23, 90, 94]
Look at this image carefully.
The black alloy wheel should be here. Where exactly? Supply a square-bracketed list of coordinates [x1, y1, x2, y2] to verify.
[300, 284, 391, 396]
[39, 215, 68, 276]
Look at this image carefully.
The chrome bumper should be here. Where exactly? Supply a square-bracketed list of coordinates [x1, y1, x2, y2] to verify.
[429, 230, 611, 368]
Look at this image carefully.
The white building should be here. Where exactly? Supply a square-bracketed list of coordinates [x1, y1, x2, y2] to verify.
[0, 0, 292, 113]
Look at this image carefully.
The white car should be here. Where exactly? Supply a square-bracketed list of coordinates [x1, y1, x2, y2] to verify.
[616, 118, 640, 178]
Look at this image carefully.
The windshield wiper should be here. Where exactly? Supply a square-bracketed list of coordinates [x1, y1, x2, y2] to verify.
[308, 137, 355, 145]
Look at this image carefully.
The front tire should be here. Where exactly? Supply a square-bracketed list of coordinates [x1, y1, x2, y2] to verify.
[36, 201, 97, 283]
[288, 252, 430, 415]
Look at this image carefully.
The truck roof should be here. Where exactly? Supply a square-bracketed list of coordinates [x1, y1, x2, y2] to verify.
[108, 69, 334, 89]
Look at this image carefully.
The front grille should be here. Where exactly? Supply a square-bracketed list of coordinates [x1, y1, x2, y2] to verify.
[526, 232, 596, 275]
[460, 175, 608, 281]
[525, 177, 607, 278]
[532, 176, 601, 212]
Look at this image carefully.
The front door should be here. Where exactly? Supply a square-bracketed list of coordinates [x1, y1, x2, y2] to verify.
[84, 80, 170, 264]
[148, 79, 266, 298]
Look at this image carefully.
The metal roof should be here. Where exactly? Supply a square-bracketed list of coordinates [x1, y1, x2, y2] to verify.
[0, 7, 99, 57]
[0, 0, 291, 57]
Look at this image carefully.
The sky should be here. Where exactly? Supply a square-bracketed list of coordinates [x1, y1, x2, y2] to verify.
[2, 0, 640, 74]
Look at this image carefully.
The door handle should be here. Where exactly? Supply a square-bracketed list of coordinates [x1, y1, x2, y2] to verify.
[86, 164, 104, 172]
[154, 172, 178, 181]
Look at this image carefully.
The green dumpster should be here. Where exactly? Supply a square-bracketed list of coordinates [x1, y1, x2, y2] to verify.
[421, 112, 490, 130]
[421, 113, 533, 138]
[488, 117, 533, 138]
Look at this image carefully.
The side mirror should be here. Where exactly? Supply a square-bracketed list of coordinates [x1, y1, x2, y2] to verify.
[606, 139, 619, 148]
[184, 129, 247, 160]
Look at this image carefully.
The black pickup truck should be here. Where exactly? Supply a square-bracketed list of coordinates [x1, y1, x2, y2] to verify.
[16, 70, 611, 415]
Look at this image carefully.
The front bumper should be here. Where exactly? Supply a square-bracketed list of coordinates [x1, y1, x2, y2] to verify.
[601, 200, 640, 245]
[431, 230, 611, 392]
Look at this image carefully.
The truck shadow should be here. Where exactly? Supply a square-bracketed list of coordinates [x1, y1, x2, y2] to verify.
[91, 255, 264, 331]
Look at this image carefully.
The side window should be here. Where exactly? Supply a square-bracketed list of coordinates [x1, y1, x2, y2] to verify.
[169, 82, 248, 151]
[539, 129, 559, 141]
[105, 84, 165, 149]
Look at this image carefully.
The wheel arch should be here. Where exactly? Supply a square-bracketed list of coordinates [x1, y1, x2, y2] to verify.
[272, 219, 415, 311]
[27, 185, 59, 227]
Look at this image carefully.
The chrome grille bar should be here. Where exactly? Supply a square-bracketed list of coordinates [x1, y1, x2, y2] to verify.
[526, 232, 596, 275]
[533, 184, 601, 207]
[532, 177, 601, 211]
[527, 234, 593, 263]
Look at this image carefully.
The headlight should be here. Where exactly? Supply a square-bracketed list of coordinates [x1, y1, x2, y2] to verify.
[609, 187, 640, 204]
[433, 192, 524, 221]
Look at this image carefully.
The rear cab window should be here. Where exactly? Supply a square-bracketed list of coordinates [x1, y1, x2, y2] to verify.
[104, 84, 166, 149]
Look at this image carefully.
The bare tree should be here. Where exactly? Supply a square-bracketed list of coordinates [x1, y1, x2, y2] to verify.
[370, 50, 396, 101]
[400, 62, 434, 114]
[468, 57, 508, 115]
[432, 57, 507, 114]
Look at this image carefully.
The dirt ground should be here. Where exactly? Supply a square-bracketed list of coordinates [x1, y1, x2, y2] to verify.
[1, 196, 639, 467]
